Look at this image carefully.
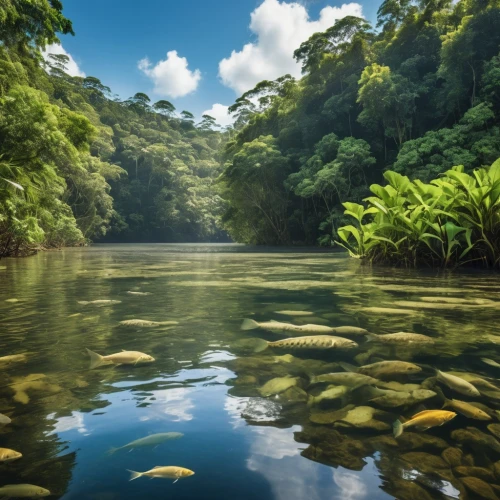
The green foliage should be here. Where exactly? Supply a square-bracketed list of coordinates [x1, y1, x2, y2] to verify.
[0, 2, 228, 255]
[336, 159, 500, 268]
[220, 0, 500, 256]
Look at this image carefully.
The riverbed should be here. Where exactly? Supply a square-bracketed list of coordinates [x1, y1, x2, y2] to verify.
[1, 244, 500, 499]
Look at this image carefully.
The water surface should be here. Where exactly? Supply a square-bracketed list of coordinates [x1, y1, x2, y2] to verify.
[1, 244, 500, 499]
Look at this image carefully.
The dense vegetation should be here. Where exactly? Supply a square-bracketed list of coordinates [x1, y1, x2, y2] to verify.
[220, 0, 500, 255]
[0, 0, 226, 257]
[2, 0, 500, 266]
[337, 159, 500, 267]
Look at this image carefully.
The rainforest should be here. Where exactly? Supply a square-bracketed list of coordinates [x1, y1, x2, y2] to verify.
[1, 0, 500, 267]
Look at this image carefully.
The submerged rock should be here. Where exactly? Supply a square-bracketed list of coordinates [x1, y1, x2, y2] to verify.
[488, 423, 500, 439]
[460, 476, 499, 500]
[384, 479, 434, 500]
[278, 386, 308, 403]
[309, 405, 354, 425]
[297, 427, 368, 470]
[441, 447, 463, 467]
[454, 466, 496, 482]
[397, 432, 448, 452]
[452, 427, 500, 454]
[334, 405, 392, 431]
[400, 451, 450, 474]
[258, 376, 301, 397]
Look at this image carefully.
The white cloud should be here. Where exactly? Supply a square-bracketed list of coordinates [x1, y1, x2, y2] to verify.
[202, 103, 234, 127]
[138, 50, 201, 98]
[42, 44, 85, 77]
[218, 0, 363, 94]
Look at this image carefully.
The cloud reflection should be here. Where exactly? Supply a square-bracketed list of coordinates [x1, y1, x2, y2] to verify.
[143, 387, 195, 422]
[47, 411, 88, 435]
[333, 469, 368, 499]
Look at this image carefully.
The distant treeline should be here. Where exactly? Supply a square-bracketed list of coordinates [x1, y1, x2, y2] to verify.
[220, 0, 500, 246]
[0, 1, 228, 256]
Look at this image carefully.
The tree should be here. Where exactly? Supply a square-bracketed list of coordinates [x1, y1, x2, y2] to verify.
[153, 100, 176, 117]
[0, 0, 74, 48]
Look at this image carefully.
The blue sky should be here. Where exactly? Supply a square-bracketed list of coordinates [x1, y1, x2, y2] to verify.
[51, 0, 381, 125]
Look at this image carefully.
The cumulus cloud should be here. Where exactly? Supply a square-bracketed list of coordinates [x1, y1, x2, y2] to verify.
[219, 0, 363, 94]
[138, 50, 201, 98]
[202, 103, 233, 127]
[42, 43, 85, 77]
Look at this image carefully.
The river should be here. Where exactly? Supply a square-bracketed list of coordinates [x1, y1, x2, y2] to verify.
[1, 243, 500, 499]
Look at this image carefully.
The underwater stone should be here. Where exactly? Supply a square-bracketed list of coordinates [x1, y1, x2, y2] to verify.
[488, 423, 500, 439]
[384, 479, 434, 500]
[454, 466, 496, 482]
[441, 447, 463, 467]
[460, 476, 499, 500]
[309, 405, 354, 425]
[399, 452, 449, 474]
[452, 427, 500, 454]
[397, 432, 449, 452]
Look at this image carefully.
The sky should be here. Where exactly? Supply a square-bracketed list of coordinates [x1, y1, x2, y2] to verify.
[49, 0, 381, 126]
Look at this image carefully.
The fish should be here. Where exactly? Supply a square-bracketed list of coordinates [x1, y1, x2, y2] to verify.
[274, 310, 313, 316]
[419, 297, 495, 306]
[128, 466, 195, 483]
[0, 448, 22, 462]
[126, 291, 152, 296]
[86, 349, 155, 369]
[5, 298, 19, 303]
[333, 326, 370, 336]
[361, 307, 420, 315]
[119, 319, 178, 327]
[370, 389, 436, 408]
[308, 385, 349, 406]
[309, 372, 378, 388]
[347, 360, 422, 379]
[0, 484, 50, 497]
[393, 410, 457, 438]
[242, 319, 304, 333]
[436, 370, 480, 396]
[78, 300, 122, 306]
[108, 432, 183, 454]
[366, 332, 435, 345]
[265, 335, 358, 351]
[443, 398, 492, 421]
[241, 319, 335, 334]
[0, 413, 12, 425]
[482, 358, 500, 368]
[0, 354, 27, 369]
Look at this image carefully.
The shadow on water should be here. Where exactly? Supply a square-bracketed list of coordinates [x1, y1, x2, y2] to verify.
[1, 243, 500, 499]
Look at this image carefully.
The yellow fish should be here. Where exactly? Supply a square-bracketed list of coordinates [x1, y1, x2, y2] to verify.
[393, 409, 456, 437]
[86, 349, 155, 369]
[0, 484, 50, 497]
[128, 466, 195, 483]
[0, 447, 22, 462]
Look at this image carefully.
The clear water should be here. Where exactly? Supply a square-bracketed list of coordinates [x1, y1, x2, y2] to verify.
[1, 244, 500, 500]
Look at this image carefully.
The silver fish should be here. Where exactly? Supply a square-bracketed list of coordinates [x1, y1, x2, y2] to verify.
[366, 332, 435, 344]
[78, 300, 122, 306]
[309, 372, 377, 388]
[126, 291, 152, 296]
[119, 319, 178, 327]
[437, 370, 480, 397]
[333, 326, 370, 336]
[108, 432, 183, 454]
[0, 413, 11, 425]
[242, 319, 335, 334]
[267, 335, 358, 350]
